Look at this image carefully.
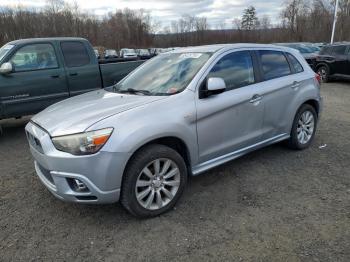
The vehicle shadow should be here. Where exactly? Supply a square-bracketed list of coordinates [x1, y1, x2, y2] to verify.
[0, 117, 31, 136]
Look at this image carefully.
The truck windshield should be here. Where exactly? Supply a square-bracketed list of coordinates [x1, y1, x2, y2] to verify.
[0, 44, 14, 61]
[110, 52, 211, 96]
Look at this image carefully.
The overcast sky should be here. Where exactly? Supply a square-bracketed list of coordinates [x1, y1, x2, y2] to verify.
[1, 0, 284, 29]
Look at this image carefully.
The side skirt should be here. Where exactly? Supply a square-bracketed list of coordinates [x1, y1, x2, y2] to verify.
[191, 133, 289, 176]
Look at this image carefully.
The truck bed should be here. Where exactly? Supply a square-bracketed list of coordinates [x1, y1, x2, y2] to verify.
[100, 60, 146, 87]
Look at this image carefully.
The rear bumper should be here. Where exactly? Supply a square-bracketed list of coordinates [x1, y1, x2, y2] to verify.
[25, 121, 131, 204]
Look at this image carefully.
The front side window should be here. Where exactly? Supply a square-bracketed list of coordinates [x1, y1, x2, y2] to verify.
[286, 53, 303, 73]
[208, 51, 255, 90]
[319, 46, 332, 55]
[110, 52, 211, 96]
[259, 50, 291, 80]
[10, 43, 58, 72]
[61, 41, 90, 67]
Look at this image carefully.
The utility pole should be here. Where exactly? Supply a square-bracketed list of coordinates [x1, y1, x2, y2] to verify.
[331, 0, 339, 44]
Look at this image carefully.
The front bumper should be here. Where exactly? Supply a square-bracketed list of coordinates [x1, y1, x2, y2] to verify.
[25, 121, 131, 204]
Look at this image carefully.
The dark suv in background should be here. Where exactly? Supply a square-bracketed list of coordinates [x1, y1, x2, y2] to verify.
[315, 43, 350, 82]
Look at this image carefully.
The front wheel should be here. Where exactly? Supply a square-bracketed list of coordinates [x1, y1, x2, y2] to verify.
[288, 104, 317, 150]
[121, 144, 187, 218]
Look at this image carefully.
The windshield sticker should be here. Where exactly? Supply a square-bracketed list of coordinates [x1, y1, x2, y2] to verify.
[180, 53, 202, 59]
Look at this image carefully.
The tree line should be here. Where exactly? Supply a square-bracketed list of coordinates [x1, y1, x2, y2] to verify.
[0, 0, 349, 50]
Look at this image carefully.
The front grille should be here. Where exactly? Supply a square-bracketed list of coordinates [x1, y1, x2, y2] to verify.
[26, 131, 43, 153]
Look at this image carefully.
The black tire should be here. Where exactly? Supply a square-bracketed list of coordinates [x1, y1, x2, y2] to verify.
[316, 65, 330, 83]
[288, 104, 318, 150]
[121, 144, 187, 218]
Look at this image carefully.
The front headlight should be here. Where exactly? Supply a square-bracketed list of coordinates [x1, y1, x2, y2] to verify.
[52, 128, 113, 155]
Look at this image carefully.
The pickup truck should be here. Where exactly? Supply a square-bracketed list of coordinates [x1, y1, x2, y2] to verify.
[0, 37, 145, 120]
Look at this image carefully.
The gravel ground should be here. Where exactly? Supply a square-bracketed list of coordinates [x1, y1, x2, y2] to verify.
[0, 82, 349, 262]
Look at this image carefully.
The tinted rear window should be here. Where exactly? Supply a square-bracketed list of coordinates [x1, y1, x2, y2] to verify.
[331, 45, 347, 55]
[259, 50, 291, 80]
[61, 41, 90, 67]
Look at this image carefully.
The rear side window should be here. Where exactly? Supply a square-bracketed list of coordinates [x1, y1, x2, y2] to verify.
[61, 41, 90, 67]
[259, 50, 291, 80]
[286, 53, 303, 73]
[208, 51, 255, 90]
[331, 45, 347, 55]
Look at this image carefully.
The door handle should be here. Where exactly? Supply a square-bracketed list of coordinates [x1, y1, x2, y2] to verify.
[249, 94, 262, 103]
[69, 72, 78, 76]
[50, 74, 60, 78]
[291, 81, 300, 90]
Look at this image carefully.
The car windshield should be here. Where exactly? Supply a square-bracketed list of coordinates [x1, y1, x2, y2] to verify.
[124, 49, 135, 54]
[308, 46, 320, 53]
[0, 44, 14, 61]
[107, 50, 117, 55]
[109, 52, 211, 96]
[292, 45, 314, 54]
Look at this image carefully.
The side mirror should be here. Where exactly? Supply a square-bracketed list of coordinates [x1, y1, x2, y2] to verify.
[200, 77, 226, 98]
[0, 62, 13, 74]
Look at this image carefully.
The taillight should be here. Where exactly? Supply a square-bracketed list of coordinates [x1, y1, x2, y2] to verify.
[315, 74, 321, 85]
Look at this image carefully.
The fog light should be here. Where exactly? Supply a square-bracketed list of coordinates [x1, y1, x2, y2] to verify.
[72, 178, 89, 192]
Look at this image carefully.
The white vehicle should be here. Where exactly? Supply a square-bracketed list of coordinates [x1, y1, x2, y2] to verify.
[120, 48, 138, 59]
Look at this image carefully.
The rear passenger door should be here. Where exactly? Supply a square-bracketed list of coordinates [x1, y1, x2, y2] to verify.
[330, 45, 348, 75]
[60, 41, 102, 96]
[256, 50, 304, 139]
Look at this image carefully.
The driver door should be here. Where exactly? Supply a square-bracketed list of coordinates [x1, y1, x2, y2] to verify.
[0, 43, 69, 118]
[196, 50, 265, 163]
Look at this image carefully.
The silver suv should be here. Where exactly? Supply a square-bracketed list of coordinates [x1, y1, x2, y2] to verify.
[26, 44, 323, 217]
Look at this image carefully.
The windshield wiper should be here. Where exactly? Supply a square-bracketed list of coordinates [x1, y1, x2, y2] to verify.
[118, 88, 152, 96]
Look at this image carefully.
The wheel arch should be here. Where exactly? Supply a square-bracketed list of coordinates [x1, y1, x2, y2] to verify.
[315, 62, 331, 75]
[288, 98, 320, 135]
[302, 99, 320, 116]
[121, 136, 192, 186]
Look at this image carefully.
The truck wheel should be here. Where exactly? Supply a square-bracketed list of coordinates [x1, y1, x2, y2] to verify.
[288, 104, 317, 150]
[317, 66, 330, 83]
[121, 144, 187, 218]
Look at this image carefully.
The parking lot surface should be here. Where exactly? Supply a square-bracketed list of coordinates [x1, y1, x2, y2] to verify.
[0, 82, 349, 262]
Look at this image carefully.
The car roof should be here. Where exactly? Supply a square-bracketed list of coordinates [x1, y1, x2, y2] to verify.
[324, 42, 350, 47]
[8, 37, 88, 45]
[171, 43, 294, 54]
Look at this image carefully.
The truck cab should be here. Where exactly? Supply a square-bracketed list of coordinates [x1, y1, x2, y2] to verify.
[0, 37, 145, 121]
[0, 38, 102, 119]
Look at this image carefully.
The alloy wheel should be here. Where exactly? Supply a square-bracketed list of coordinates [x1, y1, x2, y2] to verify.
[135, 158, 181, 210]
[297, 110, 315, 144]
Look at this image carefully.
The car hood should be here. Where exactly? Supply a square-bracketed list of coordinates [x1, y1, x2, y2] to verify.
[31, 89, 167, 137]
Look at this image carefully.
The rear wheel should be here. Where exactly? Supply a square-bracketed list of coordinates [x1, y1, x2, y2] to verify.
[317, 66, 330, 83]
[288, 104, 317, 150]
[121, 144, 187, 218]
